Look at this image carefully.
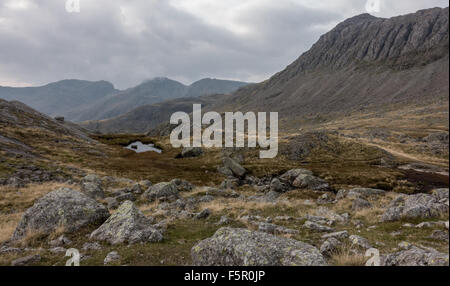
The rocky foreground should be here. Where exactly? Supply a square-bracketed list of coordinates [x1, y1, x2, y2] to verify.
[0, 154, 448, 266]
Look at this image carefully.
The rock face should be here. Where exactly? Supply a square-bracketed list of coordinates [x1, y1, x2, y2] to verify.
[191, 227, 326, 266]
[12, 188, 109, 240]
[382, 193, 449, 222]
[143, 182, 179, 202]
[381, 245, 449, 266]
[81, 182, 104, 199]
[90, 201, 163, 245]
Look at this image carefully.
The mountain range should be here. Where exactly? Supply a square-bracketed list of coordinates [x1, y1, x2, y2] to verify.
[0, 78, 249, 122]
[83, 7, 449, 134]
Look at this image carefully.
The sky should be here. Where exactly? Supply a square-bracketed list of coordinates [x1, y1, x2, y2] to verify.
[0, 0, 448, 89]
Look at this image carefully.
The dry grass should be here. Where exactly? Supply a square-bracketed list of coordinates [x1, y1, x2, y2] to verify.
[330, 244, 368, 266]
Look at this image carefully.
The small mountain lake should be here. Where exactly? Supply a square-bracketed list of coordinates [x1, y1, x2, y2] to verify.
[125, 141, 162, 154]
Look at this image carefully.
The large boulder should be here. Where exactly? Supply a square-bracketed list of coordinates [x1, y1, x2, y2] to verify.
[143, 182, 179, 202]
[223, 157, 246, 178]
[12, 188, 109, 240]
[292, 174, 330, 191]
[90, 201, 163, 245]
[381, 245, 449, 266]
[382, 193, 449, 222]
[81, 182, 104, 199]
[180, 147, 203, 158]
[191, 227, 326, 266]
[170, 179, 194, 192]
[279, 169, 313, 184]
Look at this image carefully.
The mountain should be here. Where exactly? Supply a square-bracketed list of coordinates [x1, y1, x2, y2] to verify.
[68, 78, 249, 122]
[206, 7, 448, 122]
[0, 78, 249, 122]
[0, 80, 118, 119]
[81, 94, 225, 134]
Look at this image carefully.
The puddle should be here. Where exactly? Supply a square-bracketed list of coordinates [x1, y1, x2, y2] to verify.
[125, 141, 162, 154]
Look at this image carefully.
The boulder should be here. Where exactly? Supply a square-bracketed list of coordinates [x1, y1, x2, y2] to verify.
[382, 194, 449, 222]
[11, 254, 41, 266]
[195, 209, 211, 220]
[321, 231, 349, 240]
[381, 245, 449, 266]
[279, 169, 314, 183]
[81, 182, 104, 199]
[320, 237, 341, 257]
[191, 227, 327, 266]
[139, 180, 152, 189]
[270, 178, 288, 193]
[432, 188, 449, 200]
[352, 198, 372, 211]
[90, 201, 163, 245]
[143, 182, 179, 202]
[130, 183, 143, 194]
[104, 251, 121, 265]
[180, 147, 203, 158]
[349, 235, 371, 250]
[170, 179, 194, 192]
[303, 221, 334, 232]
[223, 157, 246, 178]
[292, 174, 330, 191]
[217, 166, 234, 177]
[81, 174, 102, 186]
[12, 188, 109, 240]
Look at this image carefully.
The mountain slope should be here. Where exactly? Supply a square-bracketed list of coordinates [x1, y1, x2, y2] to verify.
[0, 80, 118, 119]
[206, 7, 449, 124]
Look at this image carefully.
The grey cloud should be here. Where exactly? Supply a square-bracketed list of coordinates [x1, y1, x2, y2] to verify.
[0, 0, 448, 89]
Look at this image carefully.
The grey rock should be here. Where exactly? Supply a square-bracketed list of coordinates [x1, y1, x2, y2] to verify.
[320, 237, 341, 257]
[104, 197, 119, 210]
[321, 231, 349, 240]
[139, 180, 152, 189]
[81, 182, 104, 199]
[195, 209, 211, 220]
[217, 216, 232, 225]
[223, 157, 246, 178]
[382, 194, 449, 222]
[49, 247, 66, 254]
[270, 178, 288, 193]
[81, 174, 102, 186]
[432, 188, 449, 200]
[49, 235, 72, 247]
[104, 251, 121, 265]
[82, 242, 102, 251]
[90, 201, 163, 245]
[279, 169, 314, 183]
[12, 188, 109, 241]
[217, 166, 234, 177]
[116, 192, 136, 203]
[381, 246, 449, 266]
[180, 147, 203, 158]
[303, 221, 334, 232]
[191, 227, 327, 266]
[352, 198, 372, 211]
[220, 178, 239, 190]
[11, 254, 41, 266]
[257, 222, 299, 235]
[143, 182, 179, 202]
[349, 235, 372, 250]
[130, 183, 143, 194]
[170, 179, 194, 192]
[429, 230, 449, 241]
[292, 174, 330, 191]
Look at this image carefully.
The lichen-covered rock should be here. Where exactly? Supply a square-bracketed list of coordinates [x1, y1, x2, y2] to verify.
[143, 182, 179, 202]
[12, 188, 109, 240]
[270, 178, 288, 193]
[279, 169, 313, 183]
[381, 245, 449, 266]
[81, 174, 102, 186]
[349, 235, 372, 250]
[191, 227, 326, 266]
[11, 254, 41, 266]
[180, 147, 203, 158]
[320, 237, 341, 257]
[170, 179, 194, 192]
[303, 221, 335, 232]
[432, 188, 449, 200]
[292, 174, 330, 191]
[382, 193, 449, 222]
[223, 157, 246, 178]
[352, 198, 372, 211]
[90, 201, 162, 245]
[104, 251, 121, 265]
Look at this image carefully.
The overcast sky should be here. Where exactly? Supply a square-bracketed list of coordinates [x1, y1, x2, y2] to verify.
[0, 0, 448, 89]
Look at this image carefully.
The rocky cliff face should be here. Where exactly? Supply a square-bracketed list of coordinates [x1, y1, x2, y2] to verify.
[209, 7, 449, 125]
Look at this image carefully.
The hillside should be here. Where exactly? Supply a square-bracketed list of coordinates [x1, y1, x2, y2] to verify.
[206, 7, 449, 121]
[0, 80, 117, 119]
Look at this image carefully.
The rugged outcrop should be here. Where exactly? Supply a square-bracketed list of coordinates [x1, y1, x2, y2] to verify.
[12, 188, 110, 240]
[191, 227, 326, 266]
